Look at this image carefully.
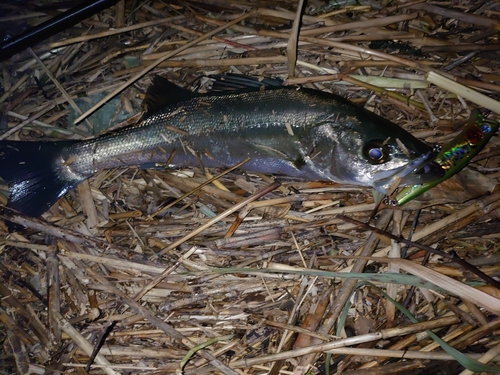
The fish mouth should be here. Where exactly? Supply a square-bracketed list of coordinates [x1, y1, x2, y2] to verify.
[373, 151, 445, 194]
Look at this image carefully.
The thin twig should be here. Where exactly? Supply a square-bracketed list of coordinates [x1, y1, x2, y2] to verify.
[337, 214, 500, 290]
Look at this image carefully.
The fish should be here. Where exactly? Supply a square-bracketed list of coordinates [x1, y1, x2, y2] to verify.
[0, 74, 444, 217]
[393, 110, 500, 205]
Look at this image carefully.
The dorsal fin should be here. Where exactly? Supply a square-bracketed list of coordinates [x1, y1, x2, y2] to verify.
[142, 76, 195, 113]
[208, 73, 284, 92]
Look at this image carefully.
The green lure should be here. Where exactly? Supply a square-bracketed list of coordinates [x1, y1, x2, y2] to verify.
[393, 110, 499, 206]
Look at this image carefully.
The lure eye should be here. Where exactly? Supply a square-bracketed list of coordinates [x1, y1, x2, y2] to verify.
[363, 140, 389, 164]
[480, 124, 492, 134]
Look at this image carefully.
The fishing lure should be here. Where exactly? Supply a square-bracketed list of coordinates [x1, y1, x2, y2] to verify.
[390, 110, 499, 206]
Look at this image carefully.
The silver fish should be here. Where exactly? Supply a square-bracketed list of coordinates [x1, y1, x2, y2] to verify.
[0, 75, 443, 216]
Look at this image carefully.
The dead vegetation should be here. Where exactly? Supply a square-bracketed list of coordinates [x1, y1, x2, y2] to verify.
[1, 0, 500, 374]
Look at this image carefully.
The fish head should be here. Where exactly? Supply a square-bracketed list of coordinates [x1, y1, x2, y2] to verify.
[311, 116, 444, 193]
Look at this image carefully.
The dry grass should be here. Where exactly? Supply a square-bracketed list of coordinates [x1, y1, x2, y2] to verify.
[1, 1, 500, 374]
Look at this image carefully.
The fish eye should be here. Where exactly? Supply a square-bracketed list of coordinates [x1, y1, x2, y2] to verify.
[369, 148, 383, 160]
[363, 140, 388, 164]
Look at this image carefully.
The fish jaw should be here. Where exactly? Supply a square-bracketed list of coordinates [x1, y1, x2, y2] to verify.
[371, 151, 445, 194]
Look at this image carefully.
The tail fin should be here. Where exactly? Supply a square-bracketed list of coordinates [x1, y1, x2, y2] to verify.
[0, 140, 81, 216]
